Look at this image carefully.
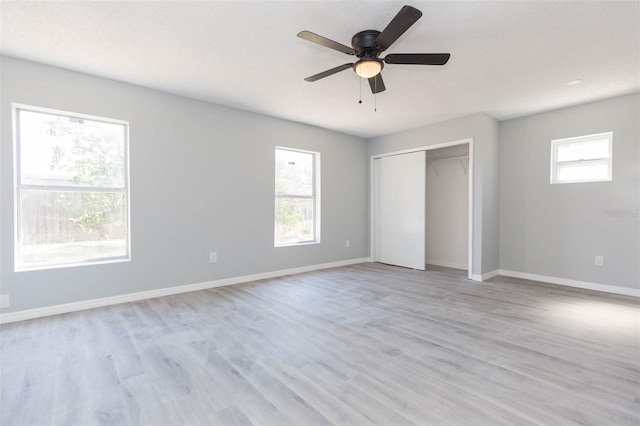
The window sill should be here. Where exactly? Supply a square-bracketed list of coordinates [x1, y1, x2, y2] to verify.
[16, 257, 131, 273]
[274, 241, 320, 248]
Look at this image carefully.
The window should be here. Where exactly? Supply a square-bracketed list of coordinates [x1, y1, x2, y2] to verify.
[274, 147, 320, 246]
[14, 105, 130, 270]
[551, 132, 612, 184]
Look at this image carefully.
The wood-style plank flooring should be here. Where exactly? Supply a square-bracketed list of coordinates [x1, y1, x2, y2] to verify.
[1, 263, 639, 425]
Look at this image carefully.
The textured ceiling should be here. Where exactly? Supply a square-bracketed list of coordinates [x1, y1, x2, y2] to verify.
[1, 1, 639, 138]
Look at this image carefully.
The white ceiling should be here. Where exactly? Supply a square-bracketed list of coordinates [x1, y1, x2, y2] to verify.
[2, 1, 639, 138]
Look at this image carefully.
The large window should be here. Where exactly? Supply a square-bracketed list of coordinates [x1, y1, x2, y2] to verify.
[274, 147, 320, 246]
[14, 105, 130, 270]
[551, 132, 612, 184]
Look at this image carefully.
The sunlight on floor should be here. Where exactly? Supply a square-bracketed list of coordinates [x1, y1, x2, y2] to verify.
[548, 299, 640, 334]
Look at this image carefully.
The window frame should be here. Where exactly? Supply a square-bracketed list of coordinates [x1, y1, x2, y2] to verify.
[274, 146, 321, 247]
[550, 132, 613, 184]
[13, 103, 131, 271]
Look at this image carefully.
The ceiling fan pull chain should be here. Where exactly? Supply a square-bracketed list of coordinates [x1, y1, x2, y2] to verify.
[359, 77, 362, 104]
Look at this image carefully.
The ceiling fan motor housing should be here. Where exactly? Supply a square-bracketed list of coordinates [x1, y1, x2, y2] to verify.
[351, 30, 383, 58]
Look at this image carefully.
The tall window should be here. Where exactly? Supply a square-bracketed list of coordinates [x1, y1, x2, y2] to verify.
[551, 132, 612, 184]
[14, 105, 130, 270]
[274, 147, 320, 246]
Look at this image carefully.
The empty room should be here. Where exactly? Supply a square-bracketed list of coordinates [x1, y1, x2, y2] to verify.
[1, 1, 639, 425]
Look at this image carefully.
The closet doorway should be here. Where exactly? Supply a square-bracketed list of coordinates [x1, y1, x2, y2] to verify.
[370, 139, 473, 279]
[425, 145, 469, 271]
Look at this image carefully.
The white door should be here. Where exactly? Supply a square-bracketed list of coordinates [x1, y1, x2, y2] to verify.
[374, 151, 426, 270]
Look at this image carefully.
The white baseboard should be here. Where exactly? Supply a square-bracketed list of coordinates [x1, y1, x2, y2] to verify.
[482, 270, 500, 281]
[0, 257, 371, 324]
[470, 269, 499, 282]
[498, 269, 640, 298]
[426, 259, 468, 271]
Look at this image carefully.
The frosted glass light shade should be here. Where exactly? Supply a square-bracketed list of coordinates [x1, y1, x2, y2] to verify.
[355, 60, 382, 78]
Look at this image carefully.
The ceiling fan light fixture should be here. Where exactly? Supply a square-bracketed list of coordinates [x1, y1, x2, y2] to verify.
[354, 60, 383, 78]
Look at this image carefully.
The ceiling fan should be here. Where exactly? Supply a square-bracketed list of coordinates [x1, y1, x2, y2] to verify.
[297, 5, 450, 94]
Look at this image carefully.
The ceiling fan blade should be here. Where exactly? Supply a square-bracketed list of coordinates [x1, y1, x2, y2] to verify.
[304, 63, 354, 82]
[368, 74, 386, 94]
[297, 31, 356, 55]
[375, 5, 423, 51]
[384, 53, 451, 65]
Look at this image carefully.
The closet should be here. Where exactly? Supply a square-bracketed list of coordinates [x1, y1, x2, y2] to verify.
[372, 142, 471, 274]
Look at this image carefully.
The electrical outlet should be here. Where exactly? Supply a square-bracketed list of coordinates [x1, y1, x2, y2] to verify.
[345, 240, 350, 248]
[209, 252, 217, 263]
[0, 294, 10, 309]
[595, 255, 604, 266]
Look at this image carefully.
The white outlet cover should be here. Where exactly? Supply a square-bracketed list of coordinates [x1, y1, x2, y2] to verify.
[595, 255, 605, 266]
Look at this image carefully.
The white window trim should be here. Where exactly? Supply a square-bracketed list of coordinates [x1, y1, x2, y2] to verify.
[13, 104, 131, 271]
[550, 132, 612, 184]
[274, 146, 321, 247]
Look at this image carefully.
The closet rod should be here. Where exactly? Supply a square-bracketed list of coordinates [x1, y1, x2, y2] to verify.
[426, 154, 468, 161]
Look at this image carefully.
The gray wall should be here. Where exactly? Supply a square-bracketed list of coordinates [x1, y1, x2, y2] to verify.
[368, 113, 501, 276]
[499, 93, 640, 290]
[0, 56, 368, 313]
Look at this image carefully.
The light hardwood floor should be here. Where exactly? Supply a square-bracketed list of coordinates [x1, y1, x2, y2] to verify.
[1, 263, 639, 425]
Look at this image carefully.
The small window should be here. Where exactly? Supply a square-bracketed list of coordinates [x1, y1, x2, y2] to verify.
[14, 105, 130, 270]
[274, 147, 320, 246]
[551, 132, 612, 184]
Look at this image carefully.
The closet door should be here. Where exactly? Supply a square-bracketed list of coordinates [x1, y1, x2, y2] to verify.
[374, 151, 426, 270]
